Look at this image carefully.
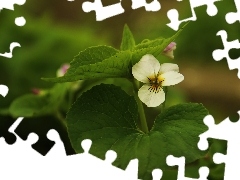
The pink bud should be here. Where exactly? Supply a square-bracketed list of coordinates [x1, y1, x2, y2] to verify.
[31, 88, 47, 95]
[31, 88, 40, 95]
[57, 64, 70, 77]
[163, 42, 176, 59]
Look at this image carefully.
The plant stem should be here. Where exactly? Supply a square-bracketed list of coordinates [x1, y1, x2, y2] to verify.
[55, 111, 67, 130]
[132, 79, 149, 133]
[161, 87, 168, 112]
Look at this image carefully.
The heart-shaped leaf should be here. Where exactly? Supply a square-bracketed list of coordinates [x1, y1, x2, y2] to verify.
[67, 84, 208, 180]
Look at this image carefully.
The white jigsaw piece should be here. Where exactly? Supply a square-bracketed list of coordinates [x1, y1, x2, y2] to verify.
[0, 84, 9, 97]
[167, 0, 221, 31]
[198, 112, 240, 180]
[131, 0, 161, 11]
[0, 42, 21, 58]
[0, 117, 41, 158]
[0, 117, 44, 180]
[0, 0, 26, 11]
[82, 0, 124, 21]
[225, 0, 240, 24]
[152, 169, 163, 180]
[0, 117, 140, 180]
[65, 139, 139, 180]
[212, 30, 240, 79]
[0, 0, 24, 57]
[166, 155, 209, 180]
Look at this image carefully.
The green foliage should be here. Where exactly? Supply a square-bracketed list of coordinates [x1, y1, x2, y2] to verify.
[2, 21, 212, 179]
[120, 24, 135, 51]
[66, 84, 208, 180]
[65, 46, 119, 76]
[0, 8, 109, 109]
[9, 83, 70, 117]
[43, 24, 185, 83]
[44, 48, 132, 82]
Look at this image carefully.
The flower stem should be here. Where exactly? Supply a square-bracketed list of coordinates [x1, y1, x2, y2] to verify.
[132, 79, 149, 133]
[55, 111, 67, 130]
[161, 87, 168, 112]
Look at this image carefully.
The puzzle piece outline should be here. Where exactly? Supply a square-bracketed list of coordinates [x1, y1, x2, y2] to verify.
[166, 155, 209, 180]
[82, 0, 125, 21]
[225, 0, 240, 24]
[2, 0, 240, 179]
[167, 0, 222, 31]
[82, 0, 162, 21]
[198, 112, 240, 179]
[0, 42, 21, 58]
[212, 30, 240, 79]
[0, 118, 141, 180]
[0, 0, 26, 11]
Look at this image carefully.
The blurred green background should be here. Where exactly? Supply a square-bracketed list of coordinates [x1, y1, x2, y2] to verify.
[0, 0, 240, 179]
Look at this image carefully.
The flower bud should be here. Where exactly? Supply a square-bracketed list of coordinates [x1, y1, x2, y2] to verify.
[163, 42, 176, 59]
[56, 64, 70, 77]
[31, 88, 45, 95]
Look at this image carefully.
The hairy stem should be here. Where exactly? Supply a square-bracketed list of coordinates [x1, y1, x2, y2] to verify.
[132, 79, 149, 133]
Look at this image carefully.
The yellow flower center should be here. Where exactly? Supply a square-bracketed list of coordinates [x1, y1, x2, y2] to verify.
[147, 74, 164, 93]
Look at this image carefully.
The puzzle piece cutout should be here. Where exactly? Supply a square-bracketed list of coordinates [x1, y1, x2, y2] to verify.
[212, 30, 240, 79]
[0, 85, 9, 97]
[0, 117, 141, 180]
[0, 0, 26, 58]
[0, 115, 199, 180]
[2, 96, 239, 180]
[0, 84, 18, 145]
[15, 16, 26, 26]
[0, 0, 26, 11]
[225, 0, 240, 24]
[82, 0, 125, 21]
[14, 116, 67, 156]
[166, 155, 209, 180]
[0, 42, 21, 58]
[0, 117, 41, 157]
[167, 0, 221, 31]
[131, 0, 161, 12]
[82, 0, 162, 21]
[198, 112, 240, 179]
[152, 169, 163, 180]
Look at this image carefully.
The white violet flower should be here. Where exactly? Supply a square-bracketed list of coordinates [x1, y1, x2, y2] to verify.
[132, 54, 184, 107]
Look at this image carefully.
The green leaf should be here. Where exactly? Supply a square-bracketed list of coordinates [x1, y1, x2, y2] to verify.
[9, 83, 69, 117]
[131, 26, 184, 65]
[120, 24, 135, 51]
[43, 23, 187, 83]
[65, 45, 119, 76]
[44, 50, 132, 82]
[67, 84, 208, 180]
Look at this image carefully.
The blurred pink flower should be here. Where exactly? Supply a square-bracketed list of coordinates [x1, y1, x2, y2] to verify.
[31, 88, 46, 95]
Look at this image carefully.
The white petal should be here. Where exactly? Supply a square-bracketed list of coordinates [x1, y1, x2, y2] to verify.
[132, 54, 160, 83]
[159, 63, 179, 74]
[161, 71, 184, 86]
[138, 84, 165, 107]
